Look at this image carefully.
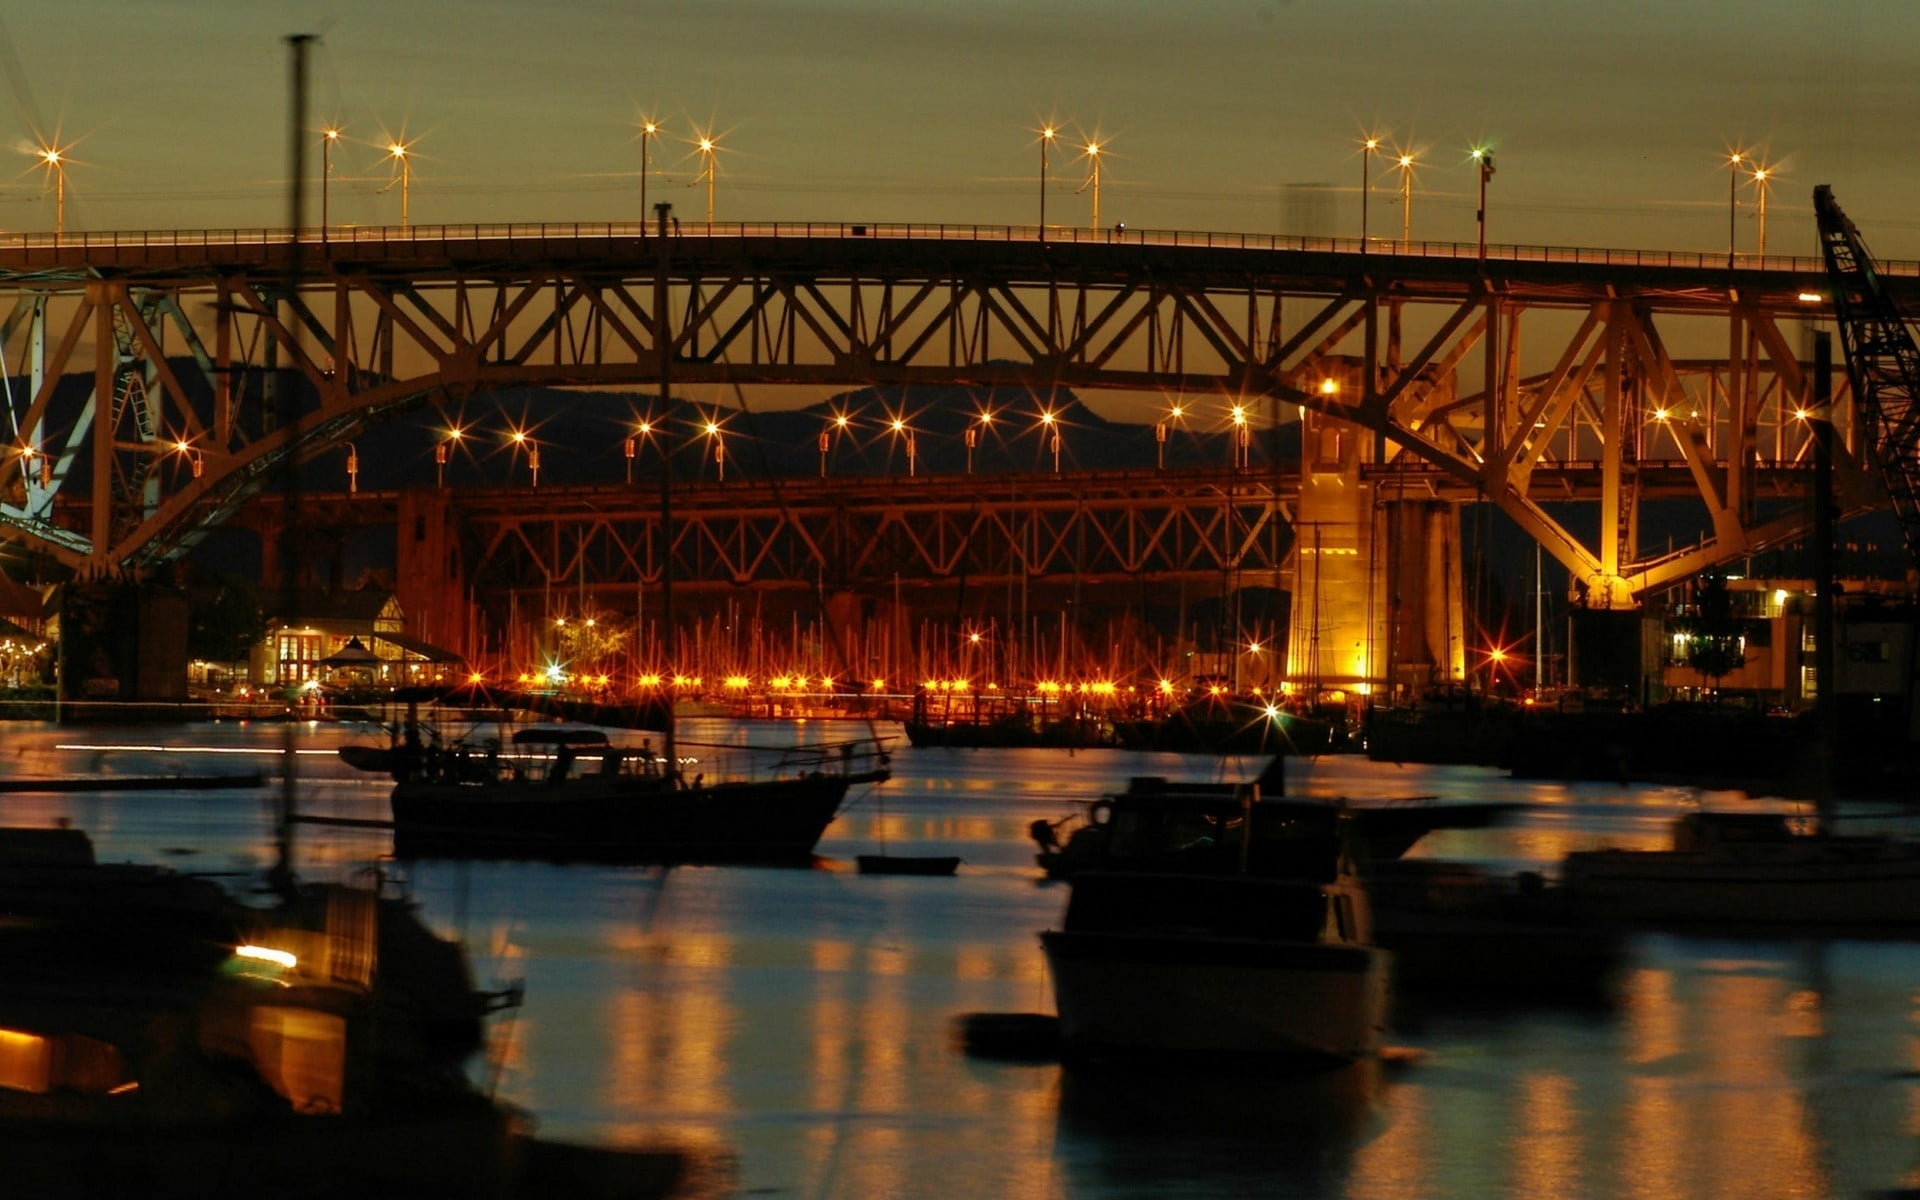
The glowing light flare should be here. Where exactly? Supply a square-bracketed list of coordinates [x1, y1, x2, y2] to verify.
[235, 945, 298, 970]
[1319, 379, 1339, 396]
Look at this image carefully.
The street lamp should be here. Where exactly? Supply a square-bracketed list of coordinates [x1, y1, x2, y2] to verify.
[966, 409, 993, 474]
[889, 415, 915, 476]
[1229, 403, 1250, 469]
[385, 140, 413, 230]
[1038, 406, 1062, 474]
[1470, 147, 1495, 261]
[1079, 140, 1104, 231]
[1726, 150, 1745, 268]
[509, 428, 539, 487]
[1359, 135, 1381, 252]
[35, 144, 67, 241]
[1750, 165, 1772, 259]
[321, 127, 341, 241]
[703, 418, 726, 481]
[344, 442, 360, 494]
[821, 410, 852, 477]
[1394, 152, 1416, 251]
[625, 418, 654, 484]
[435, 427, 462, 488]
[172, 438, 204, 480]
[1038, 125, 1058, 240]
[638, 118, 659, 230]
[693, 132, 719, 225]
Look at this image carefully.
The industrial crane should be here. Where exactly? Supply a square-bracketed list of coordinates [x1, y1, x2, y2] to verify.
[1813, 185, 1920, 569]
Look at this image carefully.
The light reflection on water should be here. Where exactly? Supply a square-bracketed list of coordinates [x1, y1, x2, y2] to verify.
[1, 720, 1917, 1198]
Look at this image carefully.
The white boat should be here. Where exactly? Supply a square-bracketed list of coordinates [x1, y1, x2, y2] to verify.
[1560, 810, 1920, 930]
[1040, 807, 1391, 1068]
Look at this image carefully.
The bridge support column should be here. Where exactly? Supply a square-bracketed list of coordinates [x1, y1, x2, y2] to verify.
[1287, 402, 1382, 699]
[1286, 409, 1464, 703]
[1379, 499, 1465, 699]
[395, 489, 471, 661]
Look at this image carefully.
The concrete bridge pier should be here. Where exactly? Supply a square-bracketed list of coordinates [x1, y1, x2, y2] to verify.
[395, 489, 472, 661]
[1285, 408, 1464, 705]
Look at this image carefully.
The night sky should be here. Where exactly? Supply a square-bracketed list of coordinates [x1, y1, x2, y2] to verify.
[6, 1, 1917, 257]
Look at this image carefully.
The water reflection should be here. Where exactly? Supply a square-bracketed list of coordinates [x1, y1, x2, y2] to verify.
[1054, 1061, 1383, 1199]
[5, 722, 1920, 1198]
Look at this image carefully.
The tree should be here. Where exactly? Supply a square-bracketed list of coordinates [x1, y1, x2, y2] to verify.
[1682, 573, 1746, 696]
[552, 612, 629, 680]
[188, 576, 268, 665]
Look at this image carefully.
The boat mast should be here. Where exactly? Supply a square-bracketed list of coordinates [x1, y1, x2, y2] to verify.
[655, 202, 677, 783]
[272, 31, 314, 896]
[1812, 332, 1837, 819]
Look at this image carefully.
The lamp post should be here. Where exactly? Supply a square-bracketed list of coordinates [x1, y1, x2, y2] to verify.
[703, 418, 725, 481]
[625, 419, 653, 484]
[386, 141, 412, 230]
[1470, 147, 1495, 261]
[1726, 150, 1745, 268]
[1230, 403, 1250, 469]
[1395, 152, 1415, 251]
[435, 428, 461, 488]
[1359, 135, 1380, 253]
[509, 429, 539, 487]
[1158, 400, 1187, 470]
[344, 442, 360, 494]
[1080, 140, 1103, 231]
[36, 145, 66, 241]
[1039, 407, 1061, 474]
[889, 416, 914, 476]
[695, 134, 718, 225]
[967, 410, 992, 474]
[321, 127, 340, 241]
[1751, 166, 1771, 259]
[638, 119, 659, 231]
[1038, 125, 1057, 240]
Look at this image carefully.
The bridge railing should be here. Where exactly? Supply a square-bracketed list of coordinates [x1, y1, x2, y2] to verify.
[1, 220, 1911, 278]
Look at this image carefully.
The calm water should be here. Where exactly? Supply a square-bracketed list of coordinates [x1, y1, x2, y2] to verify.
[4, 718, 1918, 1200]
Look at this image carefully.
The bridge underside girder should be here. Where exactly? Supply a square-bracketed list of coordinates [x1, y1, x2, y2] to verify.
[0, 234, 1878, 609]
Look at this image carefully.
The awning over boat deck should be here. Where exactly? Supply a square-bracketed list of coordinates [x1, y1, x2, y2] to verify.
[373, 632, 465, 664]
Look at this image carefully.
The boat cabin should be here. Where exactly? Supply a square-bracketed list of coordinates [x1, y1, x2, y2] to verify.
[1061, 870, 1371, 946]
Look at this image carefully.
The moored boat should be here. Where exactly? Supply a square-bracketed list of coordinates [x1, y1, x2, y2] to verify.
[361, 721, 891, 864]
[1040, 814, 1391, 1069]
[1029, 756, 1515, 880]
[1559, 810, 1920, 931]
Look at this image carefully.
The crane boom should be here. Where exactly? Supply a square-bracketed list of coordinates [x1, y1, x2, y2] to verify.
[1814, 185, 1920, 569]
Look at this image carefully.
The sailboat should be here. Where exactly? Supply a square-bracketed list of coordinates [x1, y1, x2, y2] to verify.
[365, 202, 890, 865]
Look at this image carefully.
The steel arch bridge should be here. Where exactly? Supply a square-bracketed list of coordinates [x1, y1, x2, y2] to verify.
[0, 219, 1902, 607]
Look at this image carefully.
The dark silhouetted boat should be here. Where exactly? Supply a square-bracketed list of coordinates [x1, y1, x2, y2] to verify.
[1040, 803, 1390, 1068]
[362, 722, 891, 865]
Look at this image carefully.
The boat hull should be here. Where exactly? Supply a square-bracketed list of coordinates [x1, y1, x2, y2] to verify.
[391, 773, 854, 864]
[1561, 848, 1920, 929]
[1041, 929, 1389, 1066]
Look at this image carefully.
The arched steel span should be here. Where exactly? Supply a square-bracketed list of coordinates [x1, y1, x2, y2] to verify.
[0, 221, 1902, 604]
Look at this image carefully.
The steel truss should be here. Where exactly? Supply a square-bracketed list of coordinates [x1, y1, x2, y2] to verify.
[0, 228, 1884, 606]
